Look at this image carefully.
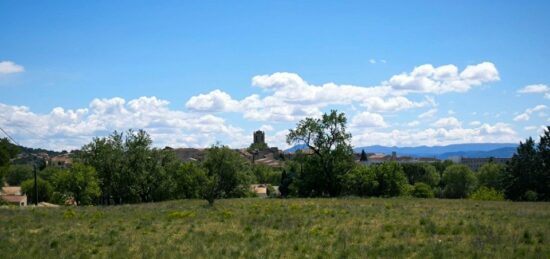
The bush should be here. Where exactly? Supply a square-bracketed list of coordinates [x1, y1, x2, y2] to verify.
[340, 166, 379, 197]
[21, 177, 53, 203]
[523, 190, 538, 201]
[477, 162, 506, 191]
[442, 165, 477, 198]
[6, 165, 33, 186]
[411, 183, 434, 198]
[469, 187, 505, 201]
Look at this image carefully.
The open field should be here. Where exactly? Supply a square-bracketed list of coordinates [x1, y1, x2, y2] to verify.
[1, 198, 549, 258]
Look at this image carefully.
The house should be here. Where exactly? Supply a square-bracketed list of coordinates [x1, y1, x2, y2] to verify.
[0, 186, 27, 206]
[50, 154, 73, 168]
[250, 184, 268, 198]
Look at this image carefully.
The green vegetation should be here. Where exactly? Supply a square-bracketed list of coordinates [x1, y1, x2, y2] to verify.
[1, 198, 549, 258]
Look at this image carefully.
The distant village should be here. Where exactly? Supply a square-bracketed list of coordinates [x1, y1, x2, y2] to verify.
[1, 129, 512, 206]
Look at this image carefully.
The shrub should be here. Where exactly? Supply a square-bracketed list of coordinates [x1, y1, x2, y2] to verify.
[522, 190, 538, 201]
[469, 187, 505, 201]
[477, 162, 506, 191]
[442, 165, 477, 198]
[21, 177, 53, 203]
[411, 183, 434, 198]
[6, 165, 33, 186]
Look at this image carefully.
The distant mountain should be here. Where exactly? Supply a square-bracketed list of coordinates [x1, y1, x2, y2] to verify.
[286, 143, 518, 159]
[284, 144, 308, 153]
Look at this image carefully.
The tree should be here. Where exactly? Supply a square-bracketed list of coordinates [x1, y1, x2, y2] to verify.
[53, 163, 100, 205]
[201, 144, 252, 205]
[173, 162, 207, 199]
[411, 182, 434, 198]
[402, 163, 440, 187]
[505, 137, 541, 200]
[375, 162, 408, 197]
[21, 177, 53, 204]
[279, 170, 292, 197]
[442, 164, 477, 198]
[252, 164, 281, 185]
[286, 110, 355, 196]
[0, 138, 19, 180]
[505, 127, 550, 201]
[6, 165, 33, 186]
[360, 150, 368, 162]
[477, 162, 506, 191]
[341, 165, 378, 197]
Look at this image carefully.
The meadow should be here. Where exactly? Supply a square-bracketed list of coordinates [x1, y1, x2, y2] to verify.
[1, 198, 549, 258]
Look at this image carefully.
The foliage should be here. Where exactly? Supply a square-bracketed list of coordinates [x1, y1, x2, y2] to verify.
[78, 130, 181, 204]
[286, 110, 355, 196]
[442, 165, 477, 198]
[402, 163, 440, 187]
[6, 164, 33, 186]
[477, 162, 506, 191]
[173, 162, 207, 199]
[248, 142, 269, 152]
[469, 187, 505, 201]
[201, 144, 252, 205]
[411, 182, 434, 198]
[505, 127, 550, 201]
[341, 165, 378, 196]
[252, 164, 281, 185]
[52, 163, 101, 205]
[21, 177, 53, 203]
[360, 150, 368, 161]
[0, 138, 19, 180]
[341, 162, 407, 197]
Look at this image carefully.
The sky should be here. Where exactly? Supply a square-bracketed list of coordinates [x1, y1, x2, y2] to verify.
[1, 1, 549, 151]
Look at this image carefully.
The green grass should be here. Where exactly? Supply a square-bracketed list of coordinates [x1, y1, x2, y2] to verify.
[1, 198, 549, 258]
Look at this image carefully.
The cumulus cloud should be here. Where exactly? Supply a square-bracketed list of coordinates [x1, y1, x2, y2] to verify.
[513, 105, 547, 122]
[432, 117, 462, 129]
[352, 122, 518, 147]
[0, 61, 24, 74]
[185, 62, 496, 122]
[418, 108, 437, 119]
[385, 62, 499, 94]
[0, 97, 249, 150]
[351, 112, 388, 128]
[518, 84, 549, 94]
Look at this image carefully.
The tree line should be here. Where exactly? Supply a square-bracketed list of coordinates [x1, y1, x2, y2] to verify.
[1, 110, 549, 205]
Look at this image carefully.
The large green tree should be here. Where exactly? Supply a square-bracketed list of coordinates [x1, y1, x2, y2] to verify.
[442, 164, 477, 198]
[53, 163, 101, 205]
[201, 144, 252, 205]
[505, 126, 550, 201]
[0, 138, 19, 180]
[477, 162, 506, 191]
[286, 110, 355, 197]
[21, 177, 53, 204]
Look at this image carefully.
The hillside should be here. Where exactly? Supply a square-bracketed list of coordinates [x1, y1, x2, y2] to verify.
[1, 198, 549, 258]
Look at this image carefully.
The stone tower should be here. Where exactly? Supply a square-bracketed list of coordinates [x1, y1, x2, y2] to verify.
[253, 130, 265, 145]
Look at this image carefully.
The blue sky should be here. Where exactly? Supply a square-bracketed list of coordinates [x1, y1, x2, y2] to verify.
[1, 1, 549, 150]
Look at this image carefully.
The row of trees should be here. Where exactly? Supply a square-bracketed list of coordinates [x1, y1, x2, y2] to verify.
[2, 110, 548, 205]
[283, 110, 550, 201]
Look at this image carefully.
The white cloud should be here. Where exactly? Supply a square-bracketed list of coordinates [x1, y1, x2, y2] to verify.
[514, 104, 547, 122]
[385, 62, 499, 94]
[185, 89, 240, 112]
[186, 62, 497, 122]
[418, 108, 437, 119]
[407, 120, 420, 127]
[432, 117, 462, 129]
[469, 121, 481, 126]
[369, 59, 376, 64]
[351, 112, 388, 128]
[0, 97, 249, 150]
[259, 124, 274, 132]
[361, 96, 426, 113]
[518, 84, 549, 94]
[0, 61, 24, 74]
[352, 122, 518, 147]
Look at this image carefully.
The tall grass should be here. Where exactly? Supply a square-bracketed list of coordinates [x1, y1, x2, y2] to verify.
[1, 198, 549, 258]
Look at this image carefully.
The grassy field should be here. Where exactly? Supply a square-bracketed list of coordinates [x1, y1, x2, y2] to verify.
[1, 198, 549, 258]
